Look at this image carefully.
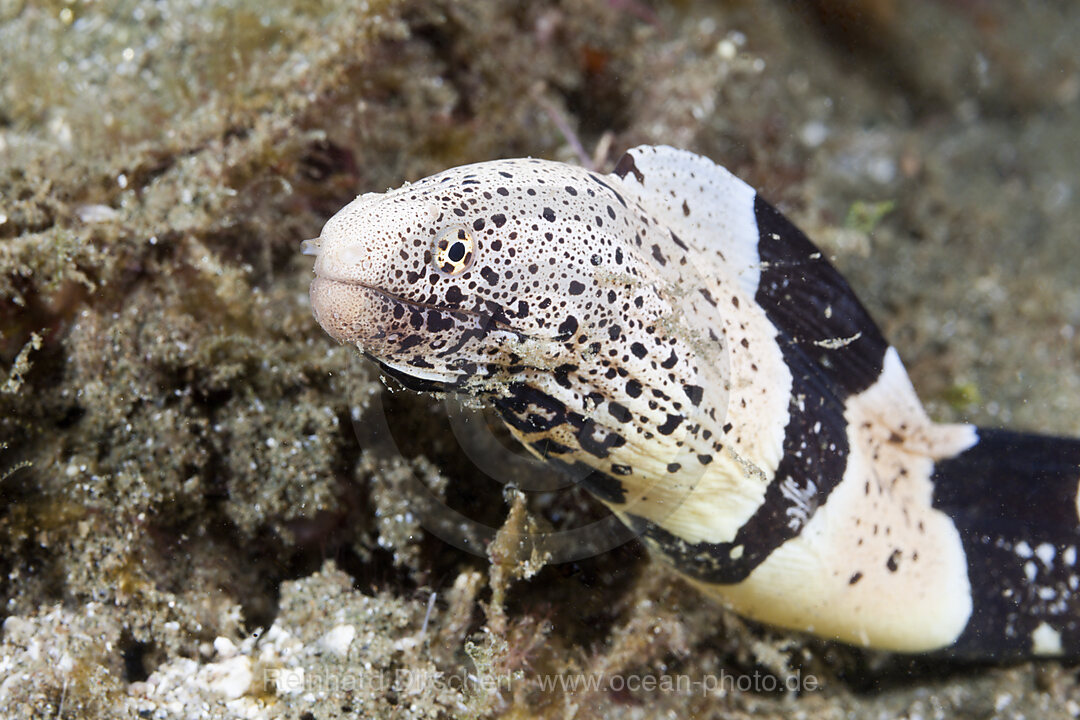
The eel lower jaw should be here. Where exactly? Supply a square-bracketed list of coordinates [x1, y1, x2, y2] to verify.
[310, 276, 484, 389]
[311, 275, 555, 392]
[372, 356, 458, 393]
[309, 276, 386, 346]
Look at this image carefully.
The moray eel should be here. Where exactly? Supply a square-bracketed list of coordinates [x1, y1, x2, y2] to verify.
[306, 145, 1080, 659]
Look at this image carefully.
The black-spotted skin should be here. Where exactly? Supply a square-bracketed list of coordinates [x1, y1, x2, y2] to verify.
[309, 156, 768, 537]
[309, 144, 1080, 659]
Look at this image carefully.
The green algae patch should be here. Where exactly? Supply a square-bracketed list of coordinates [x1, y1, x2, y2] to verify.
[844, 199, 895, 235]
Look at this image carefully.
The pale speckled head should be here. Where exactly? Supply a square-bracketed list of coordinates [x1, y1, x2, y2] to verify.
[308, 155, 736, 529]
[309, 158, 688, 393]
[308, 151, 742, 562]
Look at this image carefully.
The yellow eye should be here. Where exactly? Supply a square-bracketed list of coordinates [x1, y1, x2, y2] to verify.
[434, 226, 475, 276]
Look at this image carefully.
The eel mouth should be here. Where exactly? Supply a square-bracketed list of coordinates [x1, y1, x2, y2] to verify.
[309, 276, 528, 348]
[311, 276, 544, 392]
[309, 276, 381, 345]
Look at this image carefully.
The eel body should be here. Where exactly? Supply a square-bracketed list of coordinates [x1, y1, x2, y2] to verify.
[306, 145, 1080, 659]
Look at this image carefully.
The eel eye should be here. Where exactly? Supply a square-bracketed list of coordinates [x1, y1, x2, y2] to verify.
[434, 226, 476, 276]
